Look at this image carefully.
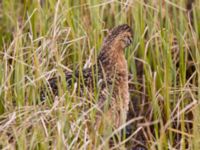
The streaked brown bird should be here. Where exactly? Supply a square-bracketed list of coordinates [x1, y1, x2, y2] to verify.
[41, 24, 133, 129]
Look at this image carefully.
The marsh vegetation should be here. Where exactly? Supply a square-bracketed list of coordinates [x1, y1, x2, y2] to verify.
[0, 0, 200, 149]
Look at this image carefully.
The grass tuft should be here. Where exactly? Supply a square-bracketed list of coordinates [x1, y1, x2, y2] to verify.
[0, 0, 200, 149]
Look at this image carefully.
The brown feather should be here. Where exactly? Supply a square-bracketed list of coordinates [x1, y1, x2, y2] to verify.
[41, 24, 133, 128]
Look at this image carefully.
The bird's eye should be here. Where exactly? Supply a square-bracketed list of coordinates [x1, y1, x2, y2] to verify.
[122, 36, 132, 47]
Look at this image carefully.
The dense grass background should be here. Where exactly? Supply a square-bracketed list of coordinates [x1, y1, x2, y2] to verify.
[0, 0, 200, 149]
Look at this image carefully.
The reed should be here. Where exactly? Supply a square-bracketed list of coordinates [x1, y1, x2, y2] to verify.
[0, 0, 199, 149]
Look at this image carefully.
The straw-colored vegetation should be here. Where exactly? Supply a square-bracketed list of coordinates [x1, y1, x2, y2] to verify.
[0, 0, 200, 149]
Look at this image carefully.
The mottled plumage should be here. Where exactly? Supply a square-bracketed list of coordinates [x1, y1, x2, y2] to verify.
[41, 24, 133, 128]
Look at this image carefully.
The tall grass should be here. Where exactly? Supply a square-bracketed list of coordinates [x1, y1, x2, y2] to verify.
[0, 0, 200, 149]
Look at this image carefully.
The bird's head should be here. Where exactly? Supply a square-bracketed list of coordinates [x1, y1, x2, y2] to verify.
[103, 24, 133, 49]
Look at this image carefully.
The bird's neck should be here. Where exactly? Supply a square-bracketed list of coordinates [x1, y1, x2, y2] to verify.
[97, 46, 127, 78]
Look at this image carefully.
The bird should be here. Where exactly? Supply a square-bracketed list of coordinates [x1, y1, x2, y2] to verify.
[41, 24, 133, 129]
